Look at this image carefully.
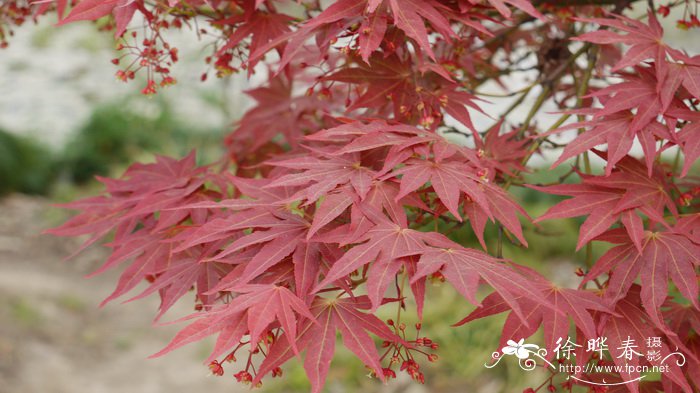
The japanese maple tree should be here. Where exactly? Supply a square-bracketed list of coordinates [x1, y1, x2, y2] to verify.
[3, 0, 700, 391]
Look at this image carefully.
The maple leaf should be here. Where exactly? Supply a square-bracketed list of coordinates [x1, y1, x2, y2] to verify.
[476, 123, 531, 177]
[384, 0, 454, 60]
[574, 11, 665, 72]
[226, 71, 336, 159]
[126, 252, 229, 320]
[152, 284, 315, 360]
[219, 284, 316, 354]
[306, 119, 528, 247]
[57, 0, 120, 25]
[208, 210, 310, 287]
[463, 0, 542, 19]
[254, 296, 401, 393]
[264, 0, 457, 64]
[266, 150, 377, 203]
[411, 234, 554, 324]
[47, 153, 221, 316]
[214, 10, 293, 71]
[550, 67, 680, 175]
[594, 285, 693, 392]
[456, 266, 611, 357]
[150, 307, 249, 361]
[383, 143, 530, 247]
[667, 107, 700, 177]
[533, 155, 676, 250]
[583, 229, 700, 332]
[55, 0, 141, 37]
[313, 217, 436, 310]
[325, 54, 481, 132]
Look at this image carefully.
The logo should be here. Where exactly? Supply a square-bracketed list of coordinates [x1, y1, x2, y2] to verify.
[485, 336, 686, 387]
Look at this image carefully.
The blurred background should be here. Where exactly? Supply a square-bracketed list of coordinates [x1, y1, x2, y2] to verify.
[0, 6, 698, 393]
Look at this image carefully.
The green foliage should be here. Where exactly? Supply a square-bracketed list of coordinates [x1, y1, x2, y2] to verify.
[0, 129, 56, 195]
[59, 99, 222, 184]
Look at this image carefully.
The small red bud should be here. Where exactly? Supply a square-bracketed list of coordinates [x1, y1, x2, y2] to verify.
[208, 361, 224, 376]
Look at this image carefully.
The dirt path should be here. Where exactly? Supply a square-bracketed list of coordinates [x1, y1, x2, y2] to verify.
[0, 195, 237, 393]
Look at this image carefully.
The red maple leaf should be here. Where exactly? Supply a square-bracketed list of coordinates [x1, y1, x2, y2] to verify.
[532, 155, 676, 251]
[455, 266, 611, 357]
[593, 285, 693, 392]
[583, 229, 699, 332]
[253, 296, 402, 393]
[266, 150, 377, 203]
[411, 234, 554, 324]
[574, 11, 665, 72]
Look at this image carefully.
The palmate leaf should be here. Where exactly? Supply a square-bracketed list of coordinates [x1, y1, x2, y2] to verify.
[410, 234, 558, 325]
[313, 217, 435, 308]
[151, 284, 315, 358]
[456, 266, 612, 357]
[266, 150, 377, 203]
[583, 229, 700, 332]
[252, 296, 403, 393]
[574, 11, 665, 72]
[46, 153, 223, 316]
[532, 155, 676, 251]
[594, 286, 693, 392]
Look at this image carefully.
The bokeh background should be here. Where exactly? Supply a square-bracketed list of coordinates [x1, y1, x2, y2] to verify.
[1, 5, 699, 393]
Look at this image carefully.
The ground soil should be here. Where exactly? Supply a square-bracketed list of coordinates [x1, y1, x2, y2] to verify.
[0, 195, 237, 393]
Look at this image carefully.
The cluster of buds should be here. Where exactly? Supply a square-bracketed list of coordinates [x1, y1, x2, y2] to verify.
[233, 370, 252, 384]
[379, 322, 438, 384]
[399, 359, 425, 383]
[429, 271, 446, 284]
[677, 16, 700, 29]
[208, 360, 224, 376]
[211, 52, 239, 77]
[678, 192, 694, 206]
[113, 29, 179, 95]
[0, 1, 31, 48]
[669, 1, 700, 29]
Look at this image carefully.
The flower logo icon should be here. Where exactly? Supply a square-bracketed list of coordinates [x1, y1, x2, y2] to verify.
[502, 339, 540, 360]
